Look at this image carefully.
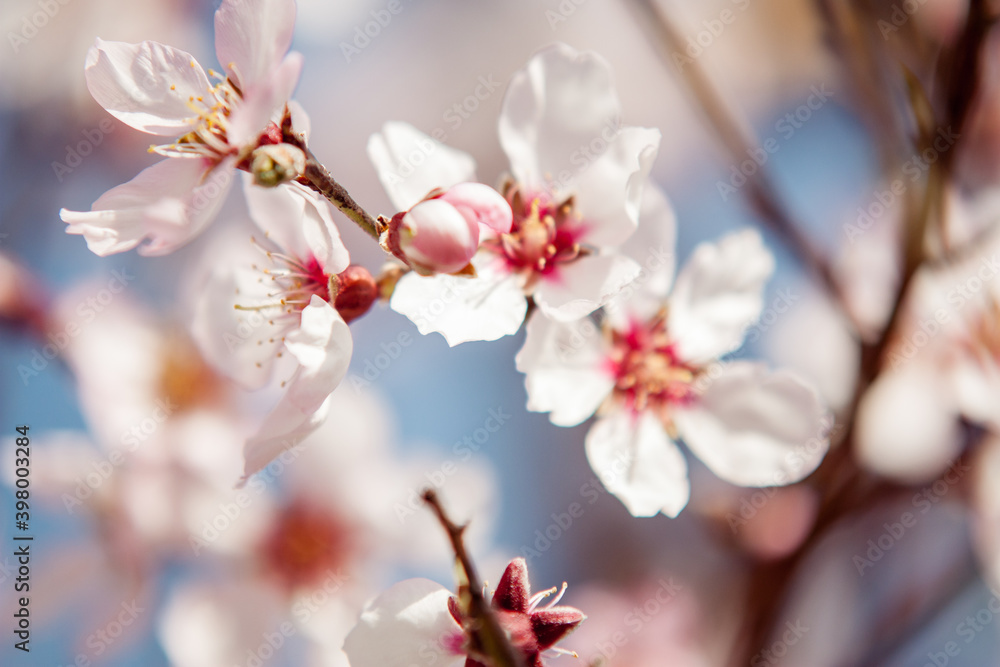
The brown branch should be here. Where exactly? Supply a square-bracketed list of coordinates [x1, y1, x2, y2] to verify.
[422, 489, 527, 667]
[624, 0, 853, 331]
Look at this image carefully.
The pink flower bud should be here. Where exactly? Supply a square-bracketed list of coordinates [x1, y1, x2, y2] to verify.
[437, 182, 513, 235]
[381, 183, 512, 276]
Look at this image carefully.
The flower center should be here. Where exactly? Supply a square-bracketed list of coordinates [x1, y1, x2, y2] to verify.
[150, 68, 243, 160]
[157, 333, 224, 411]
[259, 498, 354, 592]
[484, 185, 587, 288]
[609, 315, 698, 413]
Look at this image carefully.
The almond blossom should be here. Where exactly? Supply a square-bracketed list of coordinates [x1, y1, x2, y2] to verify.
[343, 558, 584, 667]
[191, 177, 373, 480]
[517, 229, 830, 517]
[60, 0, 304, 257]
[368, 44, 661, 345]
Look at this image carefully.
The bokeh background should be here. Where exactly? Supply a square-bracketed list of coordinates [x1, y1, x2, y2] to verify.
[1, 0, 998, 665]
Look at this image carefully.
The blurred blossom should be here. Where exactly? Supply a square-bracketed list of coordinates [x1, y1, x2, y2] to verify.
[562, 578, 713, 667]
[159, 385, 499, 667]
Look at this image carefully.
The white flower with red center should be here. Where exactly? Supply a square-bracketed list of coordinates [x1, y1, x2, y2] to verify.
[517, 229, 831, 517]
[344, 558, 584, 667]
[60, 0, 304, 257]
[368, 43, 661, 345]
[191, 177, 375, 480]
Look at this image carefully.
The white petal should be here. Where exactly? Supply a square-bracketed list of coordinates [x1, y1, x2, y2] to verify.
[390, 255, 527, 346]
[534, 253, 641, 321]
[953, 353, 1000, 432]
[674, 362, 830, 487]
[61, 157, 234, 257]
[606, 184, 677, 328]
[85, 39, 211, 135]
[242, 296, 352, 479]
[572, 127, 661, 249]
[668, 229, 774, 364]
[855, 363, 962, 483]
[343, 579, 464, 667]
[226, 52, 302, 149]
[190, 264, 287, 390]
[368, 122, 476, 211]
[516, 314, 614, 427]
[585, 411, 690, 517]
[243, 176, 350, 272]
[499, 43, 621, 190]
[214, 0, 296, 90]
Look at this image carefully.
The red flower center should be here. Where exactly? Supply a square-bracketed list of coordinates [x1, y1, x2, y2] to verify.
[609, 315, 698, 414]
[259, 498, 354, 592]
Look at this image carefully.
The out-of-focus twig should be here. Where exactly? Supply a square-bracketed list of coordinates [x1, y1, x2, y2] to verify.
[624, 0, 854, 331]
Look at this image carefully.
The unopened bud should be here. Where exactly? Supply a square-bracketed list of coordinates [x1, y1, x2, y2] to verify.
[250, 143, 306, 187]
[331, 265, 378, 323]
[379, 183, 512, 276]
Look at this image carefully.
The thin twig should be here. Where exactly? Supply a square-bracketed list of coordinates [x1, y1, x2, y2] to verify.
[422, 489, 526, 667]
[624, 0, 853, 330]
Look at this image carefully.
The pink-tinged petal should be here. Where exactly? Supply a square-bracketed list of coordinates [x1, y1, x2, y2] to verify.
[393, 199, 480, 275]
[390, 256, 527, 346]
[85, 39, 212, 136]
[368, 122, 477, 211]
[61, 157, 233, 257]
[534, 253, 641, 322]
[855, 363, 962, 483]
[668, 229, 774, 364]
[214, 0, 296, 91]
[674, 362, 830, 488]
[439, 183, 513, 235]
[953, 352, 1000, 433]
[343, 579, 465, 667]
[571, 126, 661, 249]
[243, 176, 350, 272]
[226, 52, 302, 149]
[585, 411, 690, 518]
[499, 44, 621, 191]
[516, 313, 614, 427]
[493, 558, 531, 613]
[242, 296, 352, 479]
